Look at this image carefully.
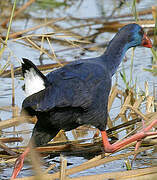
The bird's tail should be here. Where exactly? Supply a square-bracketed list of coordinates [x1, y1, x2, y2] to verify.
[22, 58, 46, 80]
[22, 58, 47, 97]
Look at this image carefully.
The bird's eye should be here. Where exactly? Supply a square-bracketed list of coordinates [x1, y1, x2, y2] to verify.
[139, 28, 144, 36]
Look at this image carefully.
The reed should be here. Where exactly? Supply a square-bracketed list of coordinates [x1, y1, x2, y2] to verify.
[0, 1, 156, 179]
[131, 0, 138, 22]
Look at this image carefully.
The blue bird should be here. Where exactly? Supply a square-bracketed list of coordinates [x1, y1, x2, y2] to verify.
[11, 23, 155, 179]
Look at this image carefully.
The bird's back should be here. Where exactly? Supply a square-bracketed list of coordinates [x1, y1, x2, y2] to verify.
[22, 57, 111, 131]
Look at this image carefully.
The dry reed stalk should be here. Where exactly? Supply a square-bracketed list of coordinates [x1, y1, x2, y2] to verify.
[8, 17, 64, 39]
[145, 81, 149, 97]
[0, 62, 68, 78]
[48, 136, 91, 146]
[0, 105, 13, 111]
[73, 6, 156, 22]
[0, 157, 17, 164]
[130, 20, 156, 27]
[12, 106, 19, 118]
[40, 34, 44, 57]
[35, 142, 101, 154]
[12, 34, 80, 49]
[14, 146, 156, 180]
[10, 166, 157, 180]
[0, 40, 11, 73]
[0, 140, 17, 156]
[120, 93, 131, 115]
[44, 163, 56, 174]
[126, 105, 148, 121]
[145, 112, 157, 119]
[25, 37, 62, 63]
[10, 138, 102, 159]
[64, 39, 85, 52]
[108, 112, 157, 148]
[128, 96, 144, 122]
[51, 146, 155, 179]
[36, 144, 69, 153]
[11, 63, 19, 122]
[68, 166, 157, 180]
[145, 82, 155, 113]
[1, 0, 36, 27]
[60, 155, 67, 180]
[71, 129, 79, 140]
[108, 85, 119, 111]
[120, 114, 128, 123]
[117, 89, 124, 96]
[152, 6, 157, 44]
[96, 20, 155, 35]
[107, 85, 118, 129]
[122, 112, 157, 138]
[152, 6, 157, 24]
[132, 96, 144, 109]
[113, 7, 155, 19]
[0, 137, 23, 143]
[0, 116, 36, 130]
[142, 135, 157, 145]
[46, 37, 63, 66]
[153, 84, 157, 109]
[53, 130, 68, 142]
[49, 23, 87, 39]
[82, 154, 105, 165]
[12, 33, 89, 49]
[106, 117, 141, 134]
[146, 96, 154, 113]
[107, 116, 113, 131]
[11, 64, 15, 107]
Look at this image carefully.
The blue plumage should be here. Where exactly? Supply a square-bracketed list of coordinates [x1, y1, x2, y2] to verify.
[22, 23, 148, 146]
[11, 23, 153, 179]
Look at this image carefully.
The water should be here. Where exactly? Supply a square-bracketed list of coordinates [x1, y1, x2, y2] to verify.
[0, 0, 157, 179]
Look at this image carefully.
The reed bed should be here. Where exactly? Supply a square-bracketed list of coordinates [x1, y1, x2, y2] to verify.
[0, 0, 157, 179]
[0, 82, 157, 179]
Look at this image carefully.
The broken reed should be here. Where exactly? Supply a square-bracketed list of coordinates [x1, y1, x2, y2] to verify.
[0, 1, 157, 179]
[0, 83, 156, 157]
[11, 146, 157, 180]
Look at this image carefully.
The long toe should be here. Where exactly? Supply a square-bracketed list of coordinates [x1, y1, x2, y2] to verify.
[11, 155, 24, 179]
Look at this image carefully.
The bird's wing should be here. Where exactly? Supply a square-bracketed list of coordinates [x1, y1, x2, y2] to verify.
[22, 78, 91, 112]
[22, 63, 96, 112]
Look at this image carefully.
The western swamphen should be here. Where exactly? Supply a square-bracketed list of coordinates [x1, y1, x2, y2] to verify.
[11, 23, 156, 179]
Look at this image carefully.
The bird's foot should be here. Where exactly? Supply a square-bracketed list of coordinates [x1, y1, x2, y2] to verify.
[11, 147, 30, 179]
[11, 154, 24, 179]
[101, 119, 157, 154]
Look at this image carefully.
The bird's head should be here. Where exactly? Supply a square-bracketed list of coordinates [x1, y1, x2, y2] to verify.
[119, 23, 152, 49]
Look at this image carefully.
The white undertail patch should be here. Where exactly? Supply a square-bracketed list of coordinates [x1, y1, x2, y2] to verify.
[24, 68, 45, 97]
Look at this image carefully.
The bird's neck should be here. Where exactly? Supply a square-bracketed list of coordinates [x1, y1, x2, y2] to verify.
[101, 36, 131, 76]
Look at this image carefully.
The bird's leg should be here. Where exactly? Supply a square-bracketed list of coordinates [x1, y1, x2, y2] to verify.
[132, 120, 146, 161]
[10, 126, 59, 179]
[11, 147, 30, 179]
[101, 119, 157, 153]
[130, 140, 142, 165]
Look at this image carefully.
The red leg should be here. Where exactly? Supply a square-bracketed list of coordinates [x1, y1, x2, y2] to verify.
[11, 147, 30, 179]
[101, 119, 157, 153]
[133, 120, 148, 161]
[131, 140, 142, 163]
